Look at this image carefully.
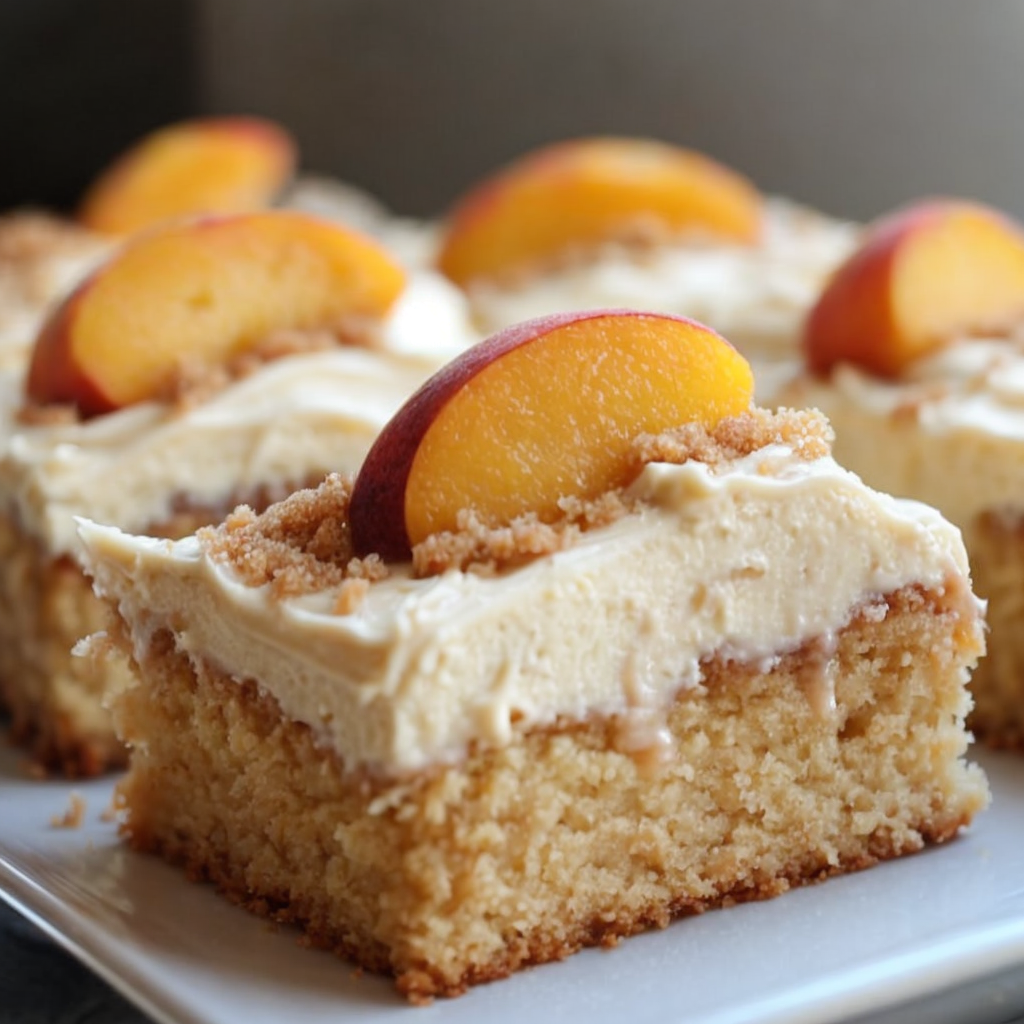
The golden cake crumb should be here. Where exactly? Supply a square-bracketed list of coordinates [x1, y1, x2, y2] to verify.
[50, 792, 86, 829]
[201, 409, 835, 585]
[0, 211, 98, 267]
[200, 474, 388, 599]
[15, 402, 81, 427]
[164, 327, 348, 411]
[416, 409, 831, 575]
[107, 583, 985, 1000]
[632, 407, 832, 468]
[413, 490, 634, 576]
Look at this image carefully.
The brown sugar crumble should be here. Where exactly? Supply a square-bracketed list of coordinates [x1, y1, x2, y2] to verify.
[417, 408, 832, 575]
[200, 473, 387, 602]
[632, 407, 832, 469]
[18, 322, 381, 424]
[163, 327, 350, 411]
[201, 409, 832, 586]
[166, 317, 390, 410]
[0, 211, 99, 268]
[484, 217, 725, 288]
[16, 402, 81, 427]
[412, 490, 633, 577]
[50, 792, 86, 829]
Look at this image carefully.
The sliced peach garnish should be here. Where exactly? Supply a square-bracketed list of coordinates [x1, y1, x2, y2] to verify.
[79, 117, 296, 236]
[804, 199, 1024, 377]
[437, 138, 762, 288]
[27, 211, 405, 417]
[349, 310, 754, 560]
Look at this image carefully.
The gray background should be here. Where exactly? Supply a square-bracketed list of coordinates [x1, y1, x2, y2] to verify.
[3, 2, 1024, 1021]
[2, 0, 1024, 222]
[199, 0, 1024, 219]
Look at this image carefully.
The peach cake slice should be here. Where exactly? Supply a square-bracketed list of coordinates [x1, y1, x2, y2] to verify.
[0, 210, 476, 777]
[0, 116, 472, 372]
[80, 310, 987, 1000]
[0, 116, 295, 372]
[783, 197, 1024, 749]
[0, 212, 112, 371]
[436, 138, 858, 399]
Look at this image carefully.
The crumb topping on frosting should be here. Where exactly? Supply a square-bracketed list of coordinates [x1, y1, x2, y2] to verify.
[164, 327, 347, 410]
[412, 490, 632, 577]
[418, 408, 831, 574]
[0, 212, 99, 267]
[16, 402, 81, 427]
[633, 406, 833, 467]
[484, 219, 740, 289]
[199, 474, 387, 602]
[200, 408, 832, 593]
[18, 323, 381, 423]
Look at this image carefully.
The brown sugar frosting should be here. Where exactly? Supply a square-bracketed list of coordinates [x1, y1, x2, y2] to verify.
[80, 406, 975, 776]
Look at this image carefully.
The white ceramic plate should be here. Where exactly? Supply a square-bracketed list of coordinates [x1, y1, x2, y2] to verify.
[1, 745, 1023, 1024]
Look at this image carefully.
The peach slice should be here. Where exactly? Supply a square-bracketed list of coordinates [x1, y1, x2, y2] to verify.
[79, 117, 296, 235]
[804, 199, 1024, 377]
[349, 309, 754, 560]
[27, 211, 405, 416]
[437, 138, 762, 287]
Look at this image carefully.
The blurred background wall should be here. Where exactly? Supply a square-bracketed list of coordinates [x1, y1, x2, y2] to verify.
[0, 0, 195, 211]
[2, 0, 1023, 220]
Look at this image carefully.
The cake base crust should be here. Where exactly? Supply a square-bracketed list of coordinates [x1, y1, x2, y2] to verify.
[0, 484, 313, 776]
[109, 584, 987, 1000]
[0, 516, 130, 776]
[965, 513, 1024, 750]
[776, 390, 1024, 754]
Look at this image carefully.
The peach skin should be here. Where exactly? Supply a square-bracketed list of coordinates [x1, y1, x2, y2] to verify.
[804, 199, 1024, 378]
[437, 138, 763, 287]
[349, 309, 754, 560]
[79, 117, 296, 236]
[27, 211, 405, 417]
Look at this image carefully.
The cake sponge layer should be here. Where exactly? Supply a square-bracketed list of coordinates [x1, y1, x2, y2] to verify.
[0, 514, 130, 775]
[0, 492, 306, 776]
[109, 584, 987, 1000]
[964, 513, 1024, 749]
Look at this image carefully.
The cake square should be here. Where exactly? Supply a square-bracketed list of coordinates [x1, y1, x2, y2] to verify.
[434, 138, 857, 402]
[80, 312, 988, 999]
[0, 211, 475, 775]
[785, 197, 1024, 750]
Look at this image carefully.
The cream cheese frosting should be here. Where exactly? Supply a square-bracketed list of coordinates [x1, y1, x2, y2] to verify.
[464, 200, 858, 386]
[780, 334, 1024, 528]
[0, 262, 479, 555]
[2, 346, 437, 554]
[79, 444, 974, 775]
[383, 270, 478, 360]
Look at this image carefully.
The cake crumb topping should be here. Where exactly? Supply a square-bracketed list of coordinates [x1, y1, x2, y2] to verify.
[165, 325, 370, 411]
[16, 401, 81, 427]
[199, 408, 833, 589]
[480, 218, 729, 288]
[632, 407, 832, 468]
[413, 491, 632, 576]
[200, 473, 387, 603]
[50, 792, 86, 829]
[20, 323, 379, 423]
[417, 408, 833, 575]
[0, 211, 99, 267]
